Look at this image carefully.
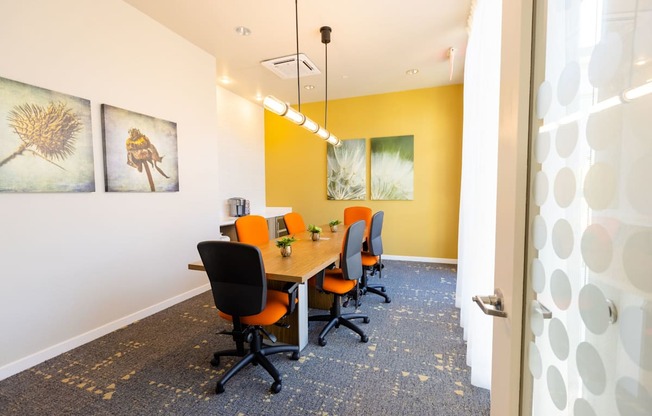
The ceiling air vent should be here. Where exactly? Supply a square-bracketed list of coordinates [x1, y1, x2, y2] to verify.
[261, 53, 321, 79]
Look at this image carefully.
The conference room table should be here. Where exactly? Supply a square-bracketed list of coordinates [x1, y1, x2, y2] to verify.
[188, 226, 345, 350]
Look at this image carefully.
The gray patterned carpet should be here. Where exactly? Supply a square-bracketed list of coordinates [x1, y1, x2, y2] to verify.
[0, 261, 490, 415]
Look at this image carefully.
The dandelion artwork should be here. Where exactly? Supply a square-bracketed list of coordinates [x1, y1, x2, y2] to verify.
[0, 77, 94, 192]
[101, 104, 179, 192]
[327, 138, 366, 200]
[371, 135, 414, 200]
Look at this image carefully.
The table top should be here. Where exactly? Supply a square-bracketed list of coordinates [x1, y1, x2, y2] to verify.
[188, 227, 345, 283]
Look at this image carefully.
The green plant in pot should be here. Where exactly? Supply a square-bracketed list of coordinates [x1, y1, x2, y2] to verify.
[328, 219, 342, 232]
[307, 224, 322, 241]
[275, 235, 297, 257]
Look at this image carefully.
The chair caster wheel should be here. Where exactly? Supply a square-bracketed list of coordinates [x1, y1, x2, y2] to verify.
[291, 351, 300, 360]
[361, 335, 369, 343]
[363, 317, 370, 324]
[318, 338, 327, 346]
[215, 383, 225, 394]
[271, 382, 282, 394]
[210, 357, 220, 367]
[385, 298, 391, 303]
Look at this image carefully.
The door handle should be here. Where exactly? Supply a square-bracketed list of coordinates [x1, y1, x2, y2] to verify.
[472, 289, 507, 318]
[534, 300, 553, 319]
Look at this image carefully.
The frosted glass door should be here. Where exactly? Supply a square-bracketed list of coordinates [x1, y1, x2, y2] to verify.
[524, 0, 652, 415]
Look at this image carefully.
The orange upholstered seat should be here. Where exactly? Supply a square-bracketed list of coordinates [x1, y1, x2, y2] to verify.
[235, 215, 269, 245]
[283, 212, 307, 235]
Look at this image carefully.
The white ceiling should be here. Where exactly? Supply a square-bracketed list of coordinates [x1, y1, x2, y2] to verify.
[122, 0, 472, 105]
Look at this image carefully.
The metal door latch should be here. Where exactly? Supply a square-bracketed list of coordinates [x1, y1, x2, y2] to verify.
[472, 289, 507, 318]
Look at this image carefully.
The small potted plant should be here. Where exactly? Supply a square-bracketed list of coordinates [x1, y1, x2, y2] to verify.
[329, 219, 342, 232]
[307, 224, 322, 241]
[275, 235, 297, 257]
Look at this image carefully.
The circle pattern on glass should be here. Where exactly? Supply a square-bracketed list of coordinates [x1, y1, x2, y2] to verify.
[581, 224, 613, 273]
[576, 342, 606, 394]
[626, 156, 652, 217]
[556, 121, 578, 158]
[552, 219, 574, 259]
[529, 341, 542, 379]
[623, 230, 652, 293]
[624, 93, 652, 144]
[554, 168, 576, 208]
[557, 62, 581, 106]
[584, 163, 616, 210]
[531, 258, 546, 294]
[619, 304, 652, 371]
[588, 32, 623, 88]
[537, 81, 553, 119]
[549, 318, 569, 360]
[533, 215, 547, 251]
[586, 107, 622, 151]
[535, 130, 551, 163]
[547, 365, 568, 411]
[615, 377, 652, 416]
[578, 284, 610, 334]
[573, 398, 597, 416]
[534, 171, 549, 207]
[550, 269, 572, 310]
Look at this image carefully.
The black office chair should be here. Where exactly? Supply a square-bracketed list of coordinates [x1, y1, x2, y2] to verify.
[361, 211, 390, 303]
[309, 220, 370, 346]
[197, 241, 300, 394]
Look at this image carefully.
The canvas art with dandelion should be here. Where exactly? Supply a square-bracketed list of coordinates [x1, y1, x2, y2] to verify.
[371, 135, 414, 200]
[101, 104, 179, 192]
[0, 76, 94, 192]
[327, 138, 366, 200]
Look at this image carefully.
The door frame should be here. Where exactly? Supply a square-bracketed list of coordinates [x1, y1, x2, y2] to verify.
[491, 0, 535, 415]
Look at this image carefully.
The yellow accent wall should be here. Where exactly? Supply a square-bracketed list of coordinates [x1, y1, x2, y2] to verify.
[265, 85, 463, 259]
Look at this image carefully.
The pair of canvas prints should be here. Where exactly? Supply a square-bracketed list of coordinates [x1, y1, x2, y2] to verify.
[0, 76, 414, 200]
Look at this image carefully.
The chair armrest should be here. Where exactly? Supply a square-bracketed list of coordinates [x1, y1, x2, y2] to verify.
[282, 282, 299, 314]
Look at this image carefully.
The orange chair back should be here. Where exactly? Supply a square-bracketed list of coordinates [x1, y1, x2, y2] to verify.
[283, 212, 307, 235]
[343, 206, 372, 239]
[235, 215, 269, 245]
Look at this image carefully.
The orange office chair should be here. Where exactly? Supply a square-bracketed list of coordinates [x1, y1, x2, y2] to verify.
[343, 206, 372, 244]
[197, 240, 300, 394]
[361, 211, 390, 303]
[235, 215, 269, 245]
[283, 212, 307, 235]
[308, 220, 370, 346]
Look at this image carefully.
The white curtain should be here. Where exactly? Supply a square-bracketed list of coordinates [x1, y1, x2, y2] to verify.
[455, 0, 503, 390]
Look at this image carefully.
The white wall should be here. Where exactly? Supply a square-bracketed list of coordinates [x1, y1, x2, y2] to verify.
[215, 87, 266, 216]
[0, 0, 251, 379]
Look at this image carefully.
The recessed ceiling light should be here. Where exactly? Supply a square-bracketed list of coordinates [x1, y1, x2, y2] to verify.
[220, 76, 231, 84]
[304, 85, 315, 90]
[235, 26, 251, 36]
[406, 69, 419, 75]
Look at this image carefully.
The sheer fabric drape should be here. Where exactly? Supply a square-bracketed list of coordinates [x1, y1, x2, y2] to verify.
[455, 0, 503, 390]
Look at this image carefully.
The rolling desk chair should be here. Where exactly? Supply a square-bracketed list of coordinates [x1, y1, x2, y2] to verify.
[361, 211, 390, 303]
[343, 206, 372, 243]
[309, 220, 370, 346]
[283, 212, 307, 235]
[235, 215, 269, 245]
[197, 240, 300, 394]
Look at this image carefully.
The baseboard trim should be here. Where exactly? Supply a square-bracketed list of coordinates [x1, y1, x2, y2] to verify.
[383, 254, 458, 264]
[0, 283, 210, 381]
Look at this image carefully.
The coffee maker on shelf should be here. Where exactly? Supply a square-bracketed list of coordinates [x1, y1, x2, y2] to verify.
[227, 197, 250, 217]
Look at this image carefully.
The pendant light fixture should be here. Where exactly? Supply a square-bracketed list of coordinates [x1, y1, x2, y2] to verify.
[263, 1, 341, 146]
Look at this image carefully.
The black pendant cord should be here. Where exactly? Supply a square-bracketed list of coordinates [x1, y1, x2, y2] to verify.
[324, 40, 328, 129]
[295, 0, 301, 112]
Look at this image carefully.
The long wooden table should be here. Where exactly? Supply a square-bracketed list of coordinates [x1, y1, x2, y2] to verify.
[188, 226, 344, 350]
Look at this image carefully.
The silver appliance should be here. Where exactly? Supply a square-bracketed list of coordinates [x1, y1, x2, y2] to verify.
[228, 197, 250, 217]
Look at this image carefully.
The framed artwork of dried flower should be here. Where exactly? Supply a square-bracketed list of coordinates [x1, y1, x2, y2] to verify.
[0, 76, 94, 192]
[101, 104, 179, 192]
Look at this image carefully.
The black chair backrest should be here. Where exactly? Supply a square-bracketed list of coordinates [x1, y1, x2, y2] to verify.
[197, 241, 266, 317]
[341, 220, 365, 281]
[367, 211, 384, 256]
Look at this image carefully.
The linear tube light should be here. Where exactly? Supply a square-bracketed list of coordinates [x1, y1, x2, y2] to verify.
[263, 95, 342, 146]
